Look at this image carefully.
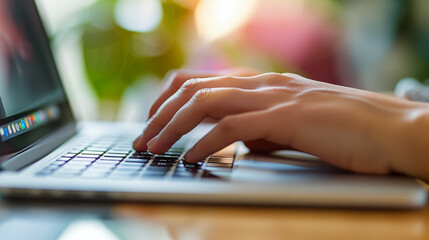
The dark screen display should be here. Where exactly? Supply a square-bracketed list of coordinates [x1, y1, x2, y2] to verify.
[0, 0, 75, 156]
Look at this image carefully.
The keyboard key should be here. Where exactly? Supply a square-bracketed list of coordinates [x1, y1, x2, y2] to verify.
[118, 162, 146, 168]
[95, 162, 120, 168]
[69, 158, 94, 163]
[36, 171, 54, 176]
[74, 155, 98, 159]
[42, 167, 60, 173]
[125, 158, 149, 163]
[65, 161, 91, 166]
[177, 162, 202, 169]
[132, 151, 148, 154]
[163, 152, 181, 156]
[98, 158, 122, 162]
[110, 147, 132, 152]
[201, 171, 223, 179]
[113, 144, 132, 148]
[91, 161, 118, 168]
[152, 158, 178, 163]
[80, 149, 104, 155]
[204, 167, 233, 173]
[116, 163, 143, 168]
[59, 167, 87, 173]
[206, 163, 233, 168]
[207, 157, 234, 164]
[150, 162, 175, 167]
[146, 166, 170, 172]
[154, 155, 179, 160]
[67, 150, 81, 154]
[86, 147, 108, 152]
[103, 154, 127, 158]
[106, 150, 130, 154]
[212, 144, 236, 157]
[80, 152, 102, 156]
[115, 166, 143, 172]
[49, 161, 66, 166]
[132, 151, 153, 155]
[141, 171, 166, 178]
[128, 155, 152, 159]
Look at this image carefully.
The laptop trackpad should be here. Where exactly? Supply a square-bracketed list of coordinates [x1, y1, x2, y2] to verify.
[231, 151, 343, 182]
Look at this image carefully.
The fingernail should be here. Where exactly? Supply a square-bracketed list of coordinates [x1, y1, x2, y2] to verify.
[133, 135, 141, 145]
[184, 150, 195, 163]
[147, 136, 159, 151]
[132, 136, 145, 150]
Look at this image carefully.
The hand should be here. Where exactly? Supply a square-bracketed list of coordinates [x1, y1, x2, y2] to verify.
[133, 71, 429, 181]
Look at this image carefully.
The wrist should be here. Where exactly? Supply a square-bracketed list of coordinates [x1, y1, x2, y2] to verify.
[393, 106, 429, 181]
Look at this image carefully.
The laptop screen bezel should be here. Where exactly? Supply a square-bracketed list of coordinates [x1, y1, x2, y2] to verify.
[0, 0, 76, 158]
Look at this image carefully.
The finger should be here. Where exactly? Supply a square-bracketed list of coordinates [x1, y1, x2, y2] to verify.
[135, 76, 263, 151]
[183, 109, 281, 163]
[149, 70, 223, 119]
[243, 139, 295, 152]
[148, 68, 258, 119]
[146, 87, 283, 154]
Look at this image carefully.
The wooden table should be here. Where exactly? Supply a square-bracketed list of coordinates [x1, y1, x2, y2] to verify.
[112, 200, 429, 240]
[1, 184, 428, 240]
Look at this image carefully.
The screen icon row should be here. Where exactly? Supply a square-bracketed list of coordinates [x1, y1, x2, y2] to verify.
[0, 105, 60, 141]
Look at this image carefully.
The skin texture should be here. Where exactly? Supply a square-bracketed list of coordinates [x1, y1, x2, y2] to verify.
[133, 70, 429, 181]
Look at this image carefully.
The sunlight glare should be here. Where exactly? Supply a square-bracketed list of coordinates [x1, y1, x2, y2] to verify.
[195, 0, 258, 41]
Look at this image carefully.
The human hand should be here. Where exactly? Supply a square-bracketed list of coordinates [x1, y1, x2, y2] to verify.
[133, 71, 429, 180]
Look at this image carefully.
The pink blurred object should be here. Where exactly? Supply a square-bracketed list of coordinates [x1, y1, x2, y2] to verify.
[241, 2, 346, 85]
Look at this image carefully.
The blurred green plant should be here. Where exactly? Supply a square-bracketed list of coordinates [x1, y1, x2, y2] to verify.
[81, 0, 188, 101]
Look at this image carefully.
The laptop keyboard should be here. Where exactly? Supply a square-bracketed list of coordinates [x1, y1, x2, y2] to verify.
[35, 136, 235, 181]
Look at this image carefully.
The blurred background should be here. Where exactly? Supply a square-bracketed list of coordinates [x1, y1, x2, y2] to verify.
[35, 0, 429, 121]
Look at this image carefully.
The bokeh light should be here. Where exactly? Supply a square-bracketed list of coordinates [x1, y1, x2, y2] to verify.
[195, 0, 258, 41]
[114, 0, 163, 33]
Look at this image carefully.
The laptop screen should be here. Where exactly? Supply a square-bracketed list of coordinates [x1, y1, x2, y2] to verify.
[0, 0, 74, 156]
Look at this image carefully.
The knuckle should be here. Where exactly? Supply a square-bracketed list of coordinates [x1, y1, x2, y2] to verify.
[165, 69, 180, 79]
[191, 88, 212, 103]
[180, 78, 203, 94]
[264, 72, 284, 79]
[258, 72, 288, 86]
[216, 75, 235, 82]
[218, 116, 238, 133]
[230, 67, 259, 76]
[295, 88, 337, 101]
[282, 72, 301, 79]
[223, 75, 236, 81]
[167, 69, 189, 88]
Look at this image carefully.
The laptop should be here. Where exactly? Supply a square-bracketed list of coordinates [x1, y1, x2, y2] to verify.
[0, 0, 426, 208]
